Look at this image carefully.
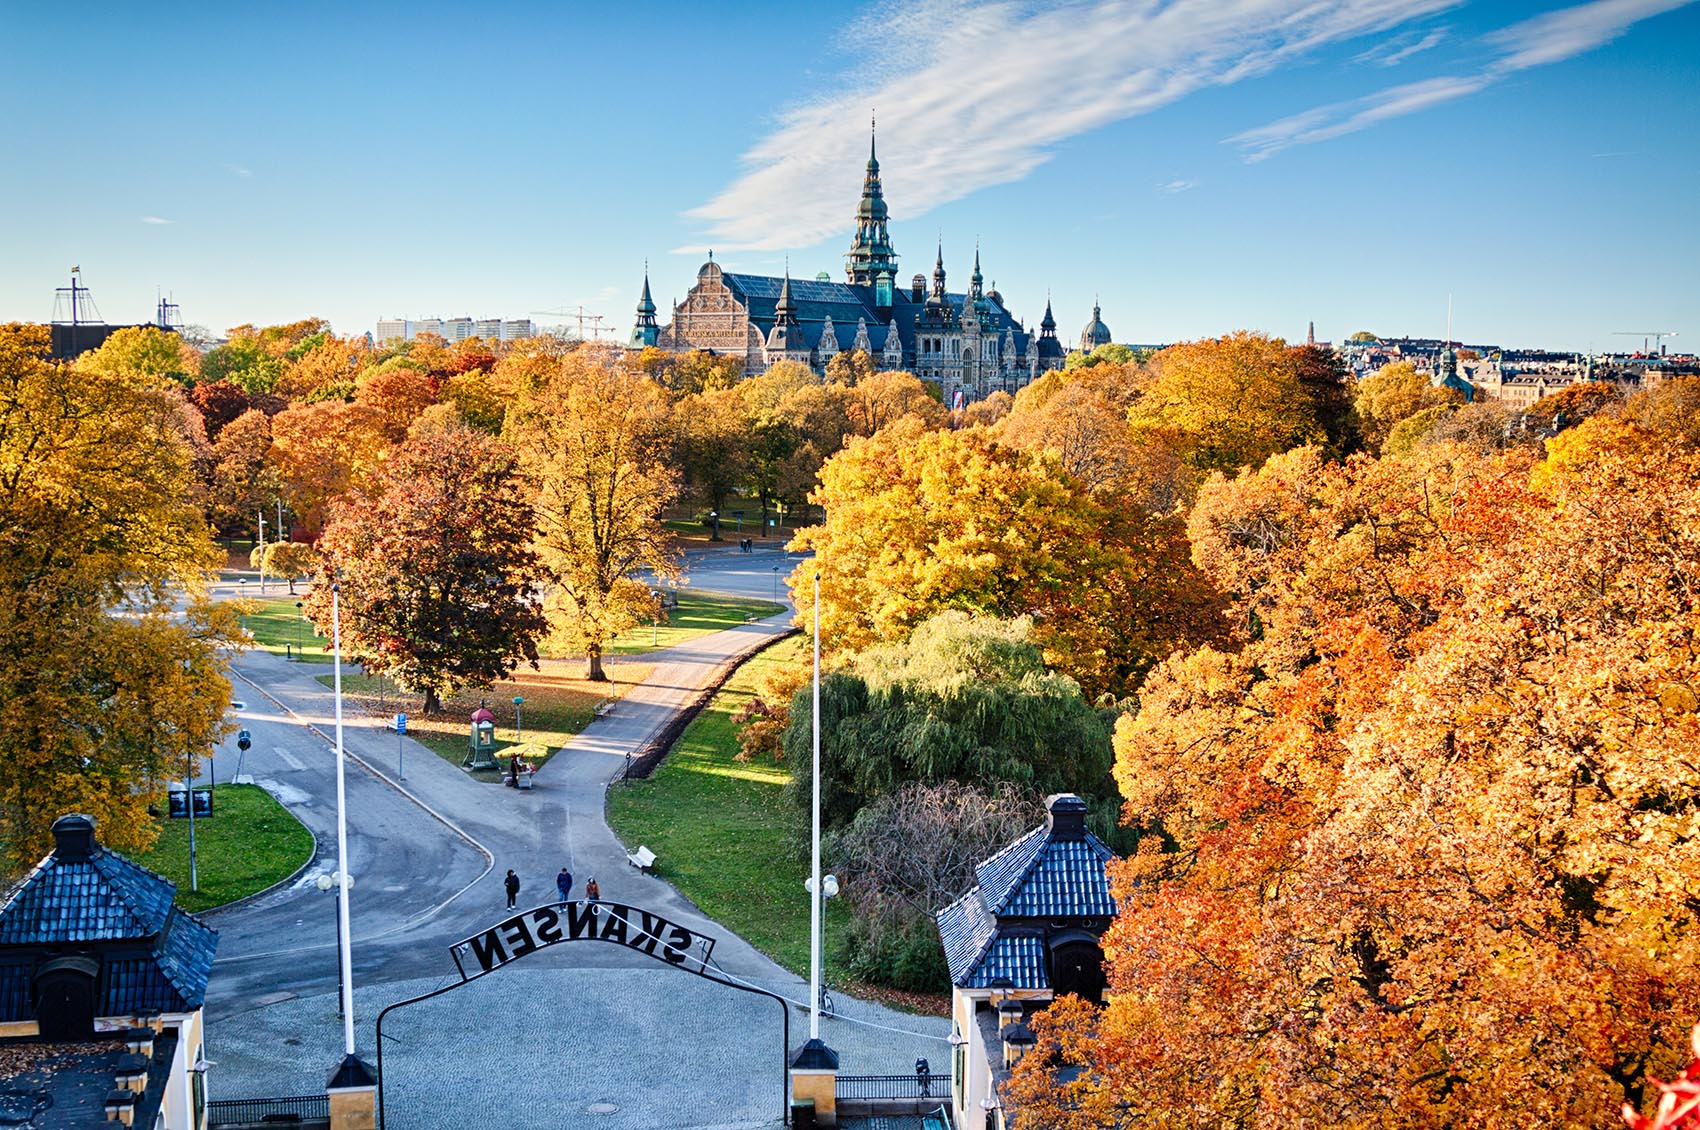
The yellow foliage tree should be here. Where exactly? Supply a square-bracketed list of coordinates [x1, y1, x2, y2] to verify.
[0, 325, 239, 872]
[505, 356, 679, 680]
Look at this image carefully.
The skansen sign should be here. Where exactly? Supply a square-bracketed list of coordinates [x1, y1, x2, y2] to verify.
[449, 900, 717, 981]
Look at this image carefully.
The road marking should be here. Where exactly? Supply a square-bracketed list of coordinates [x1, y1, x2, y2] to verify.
[275, 747, 307, 771]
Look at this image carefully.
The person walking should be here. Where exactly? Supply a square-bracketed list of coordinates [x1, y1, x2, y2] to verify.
[504, 869, 520, 909]
[585, 877, 600, 902]
[556, 867, 573, 903]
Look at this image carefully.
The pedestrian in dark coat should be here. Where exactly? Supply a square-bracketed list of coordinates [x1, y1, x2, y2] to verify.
[585, 878, 600, 901]
[504, 869, 520, 909]
[556, 867, 573, 903]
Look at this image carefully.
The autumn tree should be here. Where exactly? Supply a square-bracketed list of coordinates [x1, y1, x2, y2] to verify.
[1011, 425, 1700, 1126]
[74, 325, 198, 386]
[845, 369, 946, 436]
[506, 356, 679, 681]
[268, 399, 388, 537]
[824, 347, 876, 386]
[188, 379, 251, 439]
[1353, 359, 1464, 451]
[253, 541, 317, 595]
[355, 365, 439, 442]
[308, 422, 546, 712]
[0, 324, 238, 872]
[207, 408, 278, 535]
[675, 386, 749, 516]
[792, 419, 1220, 699]
[1128, 331, 1326, 474]
[200, 334, 285, 394]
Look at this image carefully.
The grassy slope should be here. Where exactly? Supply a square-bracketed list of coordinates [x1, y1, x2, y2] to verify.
[136, 783, 314, 913]
[606, 636, 848, 978]
[603, 592, 786, 656]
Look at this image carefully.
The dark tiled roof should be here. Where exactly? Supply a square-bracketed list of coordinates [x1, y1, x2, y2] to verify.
[936, 889, 996, 987]
[965, 934, 1049, 990]
[101, 912, 217, 1015]
[0, 848, 175, 945]
[0, 834, 218, 1021]
[718, 271, 1031, 360]
[975, 825, 1117, 918]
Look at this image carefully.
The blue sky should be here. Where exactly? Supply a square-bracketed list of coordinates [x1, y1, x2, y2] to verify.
[3, 0, 1696, 353]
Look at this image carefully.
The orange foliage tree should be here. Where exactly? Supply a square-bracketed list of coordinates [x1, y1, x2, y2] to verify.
[1008, 424, 1700, 1126]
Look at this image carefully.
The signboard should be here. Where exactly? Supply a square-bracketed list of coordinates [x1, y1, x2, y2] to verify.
[395, 713, 407, 734]
[168, 788, 213, 819]
[449, 901, 717, 982]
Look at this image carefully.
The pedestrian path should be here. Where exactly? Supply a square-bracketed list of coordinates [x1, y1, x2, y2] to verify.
[206, 607, 949, 1120]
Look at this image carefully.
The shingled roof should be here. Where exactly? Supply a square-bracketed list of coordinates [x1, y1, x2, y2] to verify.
[0, 814, 218, 1021]
[936, 794, 1118, 990]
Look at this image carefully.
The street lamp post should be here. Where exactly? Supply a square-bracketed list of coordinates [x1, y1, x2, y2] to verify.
[709, 510, 720, 542]
[314, 871, 355, 1016]
[512, 696, 525, 743]
[295, 601, 305, 661]
[771, 565, 780, 605]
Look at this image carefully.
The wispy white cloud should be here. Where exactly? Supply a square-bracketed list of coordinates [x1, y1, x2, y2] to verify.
[141, 215, 174, 225]
[225, 164, 253, 179]
[683, 0, 1459, 252]
[1355, 25, 1449, 65]
[1158, 178, 1199, 194]
[1230, 0, 1695, 160]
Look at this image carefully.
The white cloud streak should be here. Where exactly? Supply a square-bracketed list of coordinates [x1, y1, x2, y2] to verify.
[141, 216, 174, 225]
[1159, 178, 1199, 193]
[1230, 0, 1696, 159]
[1356, 25, 1448, 65]
[684, 0, 1459, 252]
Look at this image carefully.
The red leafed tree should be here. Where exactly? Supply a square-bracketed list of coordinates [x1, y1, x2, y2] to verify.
[307, 419, 547, 712]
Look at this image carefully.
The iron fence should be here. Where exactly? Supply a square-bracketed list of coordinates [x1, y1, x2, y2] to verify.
[207, 1094, 330, 1125]
[836, 1073, 951, 1101]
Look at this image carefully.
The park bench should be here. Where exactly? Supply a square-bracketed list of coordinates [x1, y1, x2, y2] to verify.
[593, 699, 614, 719]
[627, 845, 657, 872]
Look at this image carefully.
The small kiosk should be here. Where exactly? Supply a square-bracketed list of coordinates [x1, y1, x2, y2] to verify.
[464, 705, 498, 771]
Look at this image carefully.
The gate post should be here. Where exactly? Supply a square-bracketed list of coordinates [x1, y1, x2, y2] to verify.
[327, 1053, 378, 1130]
[789, 1039, 839, 1126]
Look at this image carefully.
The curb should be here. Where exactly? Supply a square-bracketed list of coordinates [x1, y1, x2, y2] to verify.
[621, 626, 801, 780]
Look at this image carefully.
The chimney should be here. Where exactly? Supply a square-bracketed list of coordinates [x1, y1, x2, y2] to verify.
[996, 997, 1023, 1031]
[52, 814, 98, 862]
[1044, 794, 1088, 842]
[1002, 1022, 1035, 1069]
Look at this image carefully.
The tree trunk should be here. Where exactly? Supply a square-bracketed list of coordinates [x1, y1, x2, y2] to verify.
[423, 687, 442, 714]
[586, 645, 607, 683]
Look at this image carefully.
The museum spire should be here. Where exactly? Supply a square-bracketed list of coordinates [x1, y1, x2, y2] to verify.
[846, 119, 898, 291]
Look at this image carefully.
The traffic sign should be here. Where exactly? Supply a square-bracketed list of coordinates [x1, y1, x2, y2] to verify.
[236, 728, 252, 751]
[395, 713, 408, 734]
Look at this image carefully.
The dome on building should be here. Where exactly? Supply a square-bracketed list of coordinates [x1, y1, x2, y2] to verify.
[1078, 301, 1112, 352]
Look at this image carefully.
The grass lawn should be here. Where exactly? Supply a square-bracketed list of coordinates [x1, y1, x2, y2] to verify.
[601, 592, 786, 656]
[606, 636, 850, 979]
[317, 659, 653, 783]
[245, 595, 332, 663]
[136, 783, 314, 914]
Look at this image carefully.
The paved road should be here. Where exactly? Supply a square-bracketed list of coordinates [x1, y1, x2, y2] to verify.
[203, 554, 947, 1125]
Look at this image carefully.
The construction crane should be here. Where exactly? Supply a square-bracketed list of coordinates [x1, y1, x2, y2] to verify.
[530, 305, 612, 342]
[1612, 330, 1679, 354]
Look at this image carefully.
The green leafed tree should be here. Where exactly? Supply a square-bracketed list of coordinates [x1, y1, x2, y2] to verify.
[785, 611, 1114, 833]
[308, 420, 547, 712]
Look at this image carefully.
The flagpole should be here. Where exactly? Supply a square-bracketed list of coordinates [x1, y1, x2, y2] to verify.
[810, 570, 822, 1041]
[331, 583, 356, 1055]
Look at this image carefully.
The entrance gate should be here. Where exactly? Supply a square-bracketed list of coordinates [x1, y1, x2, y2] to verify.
[374, 899, 791, 1128]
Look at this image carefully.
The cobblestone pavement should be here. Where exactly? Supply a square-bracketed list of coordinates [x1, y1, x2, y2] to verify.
[211, 952, 948, 1129]
[205, 557, 951, 1124]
